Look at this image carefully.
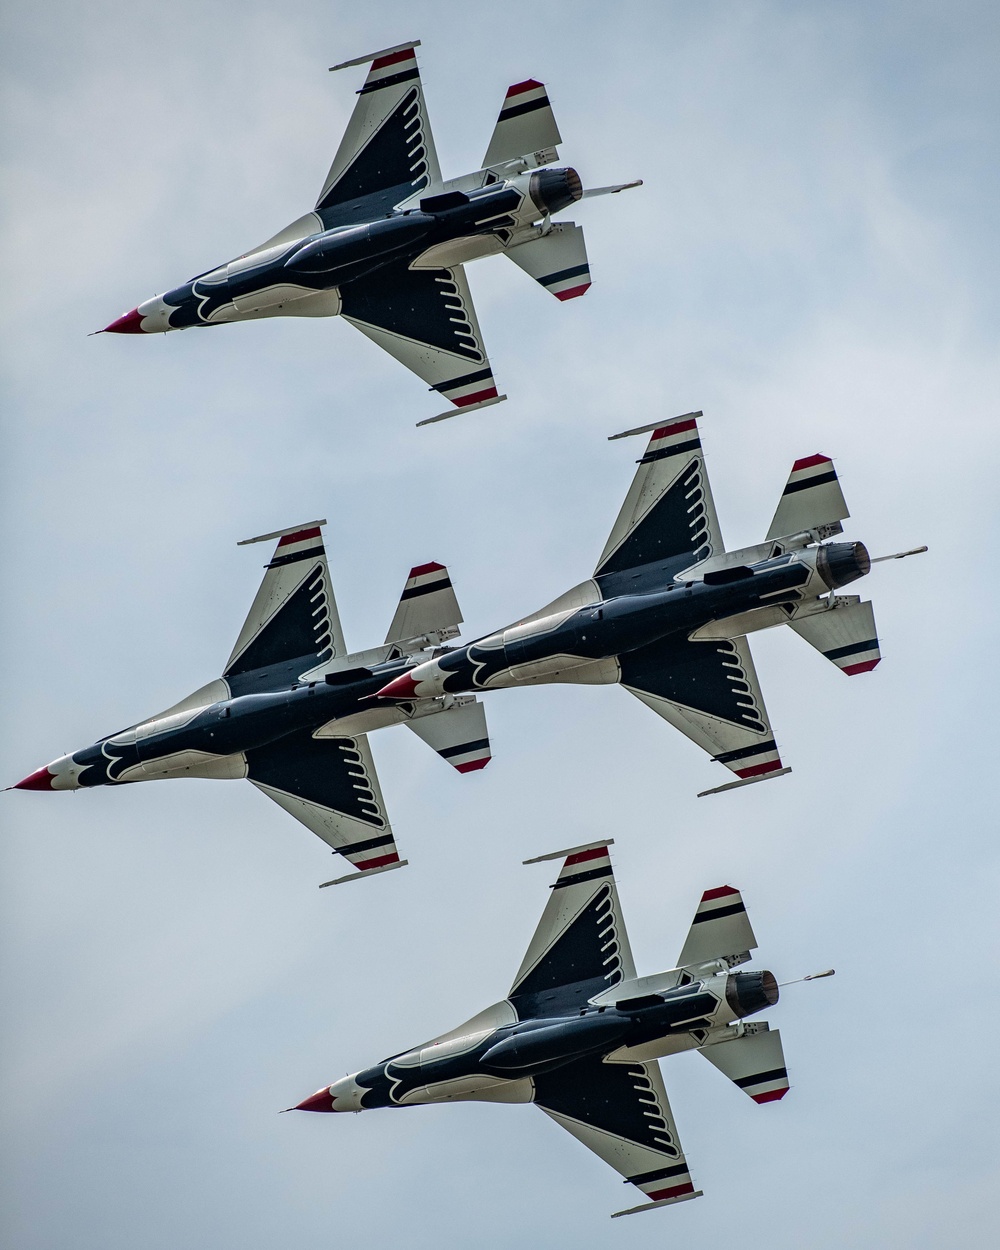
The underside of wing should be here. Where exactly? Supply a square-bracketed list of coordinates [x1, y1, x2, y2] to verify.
[534, 1056, 699, 1213]
[245, 729, 404, 879]
[512, 844, 636, 1019]
[597, 414, 724, 594]
[620, 633, 786, 788]
[340, 260, 501, 411]
[318, 45, 442, 227]
[226, 523, 347, 695]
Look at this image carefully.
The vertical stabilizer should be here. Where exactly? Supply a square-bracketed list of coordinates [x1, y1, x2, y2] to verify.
[766, 454, 849, 542]
[482, 79, 562, 169]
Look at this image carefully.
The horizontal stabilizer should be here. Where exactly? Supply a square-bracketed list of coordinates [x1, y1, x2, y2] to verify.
[246, 729, 403, 876]
[483, 79, 561, 169]
[699, 1025, 789, 1103]
[405, 698, 491, 773]
[790, 597, 880, 675]
[385, 562, 462, 648]
[676, 886, 757, 969]
[506, 222, 591, 300]
[766, 454, 849, 542]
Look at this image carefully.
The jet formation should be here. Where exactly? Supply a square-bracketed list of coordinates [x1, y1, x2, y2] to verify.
[376, 411, 924, 793]
[99, 41, 639, 424]
[12, 412, 923, 881]
[10, 34, 926, 1217]
[290, 841, 831, 1217]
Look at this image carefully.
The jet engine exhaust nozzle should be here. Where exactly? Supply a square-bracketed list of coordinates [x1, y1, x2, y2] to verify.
[816, 541, 871, 590]
[529, 167, 583, 215]
[725, 970, 779, 1019]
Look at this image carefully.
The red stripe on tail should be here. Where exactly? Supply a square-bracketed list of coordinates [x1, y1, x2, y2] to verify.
[370, 48, 416, 72]
[564, 846, 609, 867]
[790, 453, 831, 472]
[277, 527, 322, 547]
[505, 78, 543, 98]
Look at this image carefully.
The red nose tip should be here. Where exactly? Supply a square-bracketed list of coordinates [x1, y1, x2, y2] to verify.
[102, 307, 145, 334]
[291, 1087, 335, 1113]
[375, 672, 420, 700]
[13, 767, 55, 791]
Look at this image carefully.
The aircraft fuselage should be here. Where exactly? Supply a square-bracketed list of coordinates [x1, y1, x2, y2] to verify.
[119, 169, 581, 334]
[312, 969, 778, 1112]
[378, 542, 871, 701]
[41, 655, 414, 790]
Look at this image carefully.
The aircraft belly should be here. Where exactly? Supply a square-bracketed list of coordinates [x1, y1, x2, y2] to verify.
[229, 284, 340, 317]
[604, 1033, 702, 1064]
[118, 750, 248, 782]
[688, 605, 791, 641]
[396, 1074, 518, 1105]
[483, 654, 620, 688]
[410, 235, 504, 269]
[313, 705, 409, 737]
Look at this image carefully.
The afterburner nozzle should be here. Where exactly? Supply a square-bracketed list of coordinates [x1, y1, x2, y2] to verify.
[725, 970, 779, 1019]
[529, 167, 583, 215]
[816, 540, 871, 590]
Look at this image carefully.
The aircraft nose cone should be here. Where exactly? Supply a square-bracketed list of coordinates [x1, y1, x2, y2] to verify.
[102, 307, 145, 334]
[289, 1087, 335, 1113]
[12, 766, 55, 791]
[375, 672, 420, 700]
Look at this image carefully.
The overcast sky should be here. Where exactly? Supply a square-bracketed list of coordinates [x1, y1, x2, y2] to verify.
[2, 2, 998, 1247]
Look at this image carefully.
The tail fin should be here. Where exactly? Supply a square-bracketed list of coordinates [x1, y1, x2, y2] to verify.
[405, 697, 491, 772]
[699, 1023, 789, 1103]
[225, 521, 347, 694]
[482, 79, 561, 169]
[506, 222, 591, 300]
[676, 886, 757, 971]
[790, 597, 881, 675]
[766, 454, 849, 542]
[384, 561, 462, 651]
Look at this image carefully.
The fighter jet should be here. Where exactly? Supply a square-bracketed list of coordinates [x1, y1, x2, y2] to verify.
[11, 522, 493, 884]
[374, 411, 925, 794]
[100, 40, 639, 425]
[290, 840, 826, 1216]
